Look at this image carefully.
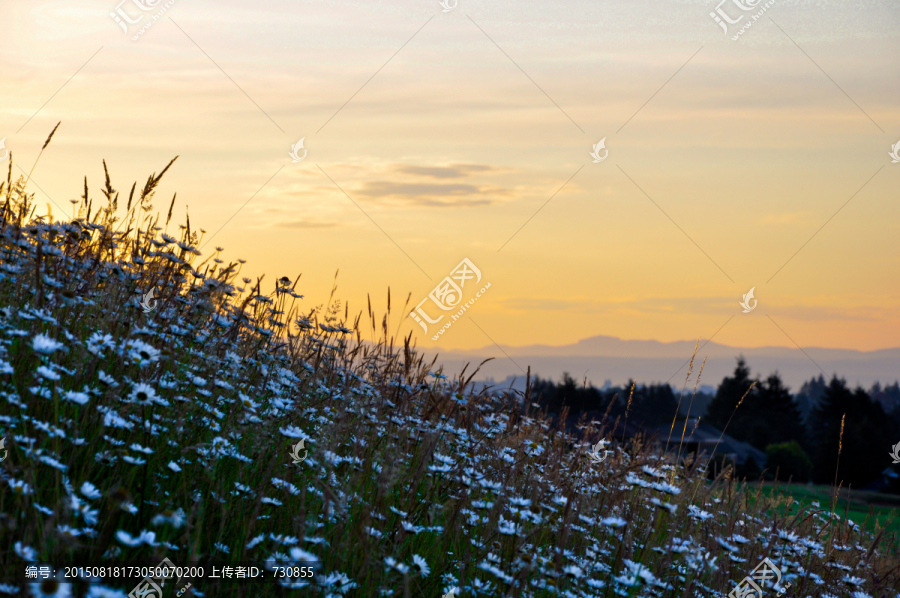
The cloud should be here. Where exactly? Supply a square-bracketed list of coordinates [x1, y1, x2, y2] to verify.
[354, 181, 507, 207]
[394, 164, 497, 179]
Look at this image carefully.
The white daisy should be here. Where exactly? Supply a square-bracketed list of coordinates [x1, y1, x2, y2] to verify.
[151, 508, 186, 529]
[9, 479, 32, 495]
[289, 547, 318, 562]
[246, 534, 265, 549]
[127, 383, 157, 404]
[36, 366, 60, 381]
[384, 557, 410, 575]
[15, 542, 37, 561]
[63, 391, 89, 405]
[86, 333, 116, 356]
[85, 586, 128, 597]
[32, 334, 64, 354]
[97, 370, 118, 387]
[412, 554, 430, 577]
[123, 339, 160, 367]
[278, 425, 306, 439]
[29, 570, 72, 598]
[115, 530, 156, 547]
[688, 505, 713, 521]
[80, 482, 102, 500]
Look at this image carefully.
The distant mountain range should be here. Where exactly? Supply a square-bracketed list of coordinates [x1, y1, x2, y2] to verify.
[425, 336, 900, 392]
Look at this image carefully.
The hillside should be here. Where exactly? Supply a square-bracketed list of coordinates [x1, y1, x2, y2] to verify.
[0, 153, 898, 597]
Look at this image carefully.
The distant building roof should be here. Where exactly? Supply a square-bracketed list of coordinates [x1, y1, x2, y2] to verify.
[646, 418, 767, 466]
[547, 413, 766, 466]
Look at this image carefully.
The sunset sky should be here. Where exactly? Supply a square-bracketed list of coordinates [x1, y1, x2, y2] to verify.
[2, 0, 898, 355]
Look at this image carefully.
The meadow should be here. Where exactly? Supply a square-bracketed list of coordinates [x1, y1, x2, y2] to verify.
[1, 132, 898, 597]
[758, 482, 900, 549]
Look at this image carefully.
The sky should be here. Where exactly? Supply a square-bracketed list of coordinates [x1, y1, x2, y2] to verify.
[1, 0, 898, 356]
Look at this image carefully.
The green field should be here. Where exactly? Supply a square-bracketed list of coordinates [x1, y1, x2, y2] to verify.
[756, 481, 900, 552]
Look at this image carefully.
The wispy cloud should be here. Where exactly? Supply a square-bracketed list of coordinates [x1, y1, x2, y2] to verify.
[394, 164, 498, 179]
[354, 180, 508, 207]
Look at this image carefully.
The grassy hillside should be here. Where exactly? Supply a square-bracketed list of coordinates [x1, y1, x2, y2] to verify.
[1, 146, 898, 597]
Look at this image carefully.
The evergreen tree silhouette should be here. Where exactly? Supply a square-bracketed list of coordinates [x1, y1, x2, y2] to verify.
[754, 372, 806, 450]
[795, 374, 827, 426]
[704, 357, 754, 432]
[704, 359, 805, 451]
[809, 376, 894, 486]
[626, 381, 679, 427]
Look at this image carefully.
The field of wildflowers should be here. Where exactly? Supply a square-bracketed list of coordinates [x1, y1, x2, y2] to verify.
[0, 134, 898, 597]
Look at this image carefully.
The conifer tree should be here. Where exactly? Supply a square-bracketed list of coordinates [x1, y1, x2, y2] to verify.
[705, 359, 805, 451]
[704, 357, 754, 431]
[809, 377, 894, 486]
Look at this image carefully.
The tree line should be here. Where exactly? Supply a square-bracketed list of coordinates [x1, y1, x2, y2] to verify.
[531, 358, 900, 492]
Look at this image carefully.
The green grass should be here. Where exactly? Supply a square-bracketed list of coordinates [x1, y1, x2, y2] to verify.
[758, 482, 900, 548]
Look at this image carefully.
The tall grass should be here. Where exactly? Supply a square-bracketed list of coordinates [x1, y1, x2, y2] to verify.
[0, 132, 897, 597]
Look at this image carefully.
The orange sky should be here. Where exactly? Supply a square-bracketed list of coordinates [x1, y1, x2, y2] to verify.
[2, 0, 898, 353]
